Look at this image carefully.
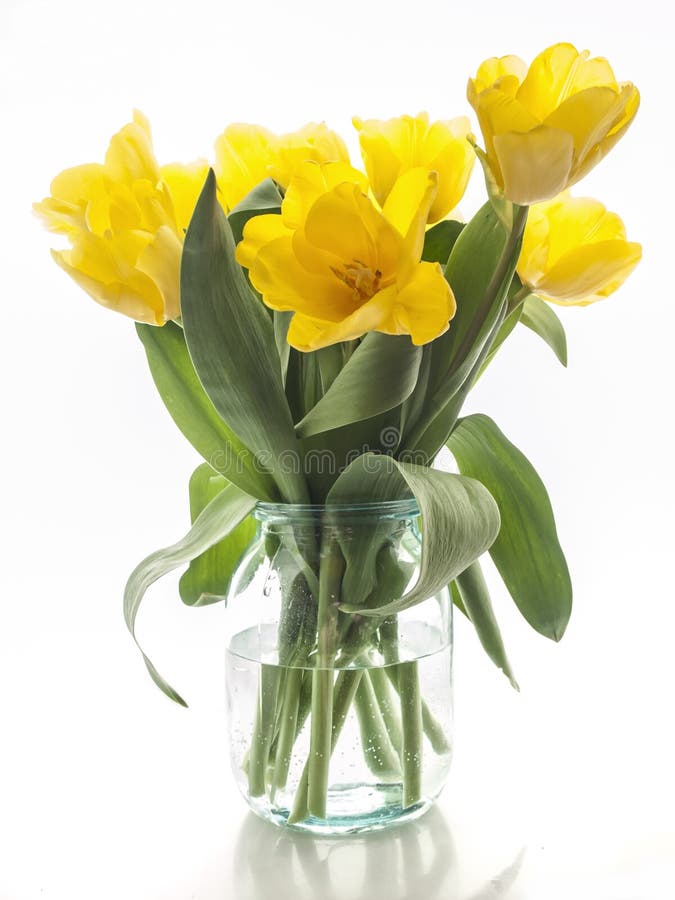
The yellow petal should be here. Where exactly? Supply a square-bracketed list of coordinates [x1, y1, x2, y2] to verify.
[353, 115, 407, 207]
[470, 55, 528, 95]
[568, 84, 640, 185]
[214, 123, 275, 210]
[250, 235, 354, 320]
[303, 183, 402, 278]
[271, 122, 350, 187]
[281, 160, 368, 230]
[544, 196, 626, 266]
[493, 125, 574, 204]
[517, 203, 552, 287]
[104, 110, 159, 185]
[422, 118, 475, 222]
[236, 213, 292, 270]
[382, 168, 437, 240]
[160, 161, 210, 233]
[33, 164, 107, 235]
[536, 240, 642, 304]
[516, 43, 579, 119]
[51, 239, 165, 324]
[391, 261, 455, 345]
[544, 86, 628, 165]
[135, 225, 183, 320]
[287, 286, 398, 351]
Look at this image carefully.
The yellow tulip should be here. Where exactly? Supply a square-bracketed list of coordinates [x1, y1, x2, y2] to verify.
[214, 122, 349, 210]
[468, 43, 639, 205]
[352, 112, 475, 223]
[34, 111, 208, 324]
[236, 161, 455, 351]
[517, 192, 642, 305]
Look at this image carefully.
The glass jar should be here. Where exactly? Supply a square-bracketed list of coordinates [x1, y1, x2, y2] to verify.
[224, 500, 453, 835]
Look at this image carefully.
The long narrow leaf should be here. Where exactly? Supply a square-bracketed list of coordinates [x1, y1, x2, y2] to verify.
[521, 294, 568, 366]
[455, 561, 519, 689]
[179, 464, 256, 607]
[181, 170, 309, 504]
[448, 414, 572, 640]
[124, 483, 256, 706]
[407, 203, 525, 458]
[327, 454, 500, 616]
[296, 334, 422, 438]
[136, 322, 276, 500]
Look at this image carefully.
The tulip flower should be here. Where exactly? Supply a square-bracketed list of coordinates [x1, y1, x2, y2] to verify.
[34, 111, 208, 324]
[517, 192, 642, 305]
[236, 161, 455, 350]
[468, 43, 639, 205]
[214, 122, 350, 210]
[353, 112, 475, 223]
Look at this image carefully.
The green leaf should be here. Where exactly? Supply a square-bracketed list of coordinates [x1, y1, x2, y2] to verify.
[447, 414, 572, 641]
[455, 561, 519, 690]
[273, 311, 293, 385]
[296, 334, 422, 438]
[479, 304, 523, 376]
[422, 219, 465, 265]
[327, 454, 501, 616]
[450, 580, 467, 616]
[124, 482, 256, 706]
[521, 295, 568, 366]
[408, 203, 526, 458]
[181, 169, 309, 504]
[136, 321, 276, 501]
[227, 178, 282, 244]
[179, 464, 256, 607]
[316, 344, 343, 394]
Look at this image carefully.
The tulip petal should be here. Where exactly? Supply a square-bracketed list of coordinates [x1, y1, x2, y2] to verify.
[304, 183, 402, 276]
[236, 213, 292, 270]
[544, 196, 626, 265]
[271, 122, 351, 187]
[105, 110, 159, 185]
[250, 235, 354, 320]
[136, 225, 183, 321]
[570, 84, 640, 185]
[160, 161, 210, 233]
[214, 123, 275, 210]
[353, 115, 409, 207]
[282, 160, 368, 229]
[424, 120, 475, 222]
[516, 44, 618, 121]
[493, 125, 574, 205]
[537, 240, 642, 304]
[471, 55, 528, 95]
[382, 168, 437, 240]
[392, 261, 456, 345]
[51, 243, 165, 324]
[287, 287, 398, 351]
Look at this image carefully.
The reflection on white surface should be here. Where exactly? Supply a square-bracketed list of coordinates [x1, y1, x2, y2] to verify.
[232, 807, 525, 900]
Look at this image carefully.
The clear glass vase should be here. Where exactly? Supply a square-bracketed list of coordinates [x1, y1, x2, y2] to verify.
[225, 500, 453, 835]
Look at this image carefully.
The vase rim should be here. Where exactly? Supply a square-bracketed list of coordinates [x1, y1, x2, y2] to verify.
[254, 499, 420, 522]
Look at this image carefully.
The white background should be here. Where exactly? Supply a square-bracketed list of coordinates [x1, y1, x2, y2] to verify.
[1, 1, 673, 897]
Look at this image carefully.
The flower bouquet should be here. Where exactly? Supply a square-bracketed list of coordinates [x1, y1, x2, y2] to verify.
[35, 42, 641, 833]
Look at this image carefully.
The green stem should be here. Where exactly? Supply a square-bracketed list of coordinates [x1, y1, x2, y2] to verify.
[247, 663, 281, 797]
[397, 660, 423, 808]
[385, 665, 451, 755]
[354, 672, 402, 782]
[404, 204, 528, 456]
[368, 666, 403, 752]
[270, 666, 303, 799]
[507, 283, 532, 314]
[288, 669, 363, 825]
[306, 532, 343, 819]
